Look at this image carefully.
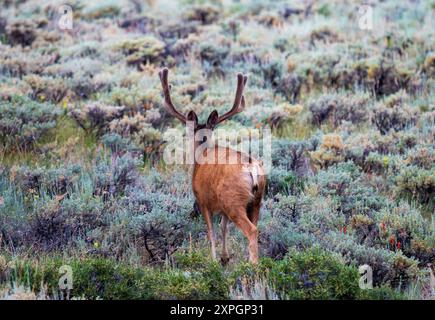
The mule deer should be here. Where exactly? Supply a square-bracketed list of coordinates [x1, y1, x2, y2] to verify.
[158, 68, 266, 264]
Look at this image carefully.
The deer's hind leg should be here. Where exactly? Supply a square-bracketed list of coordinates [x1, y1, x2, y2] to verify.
[247, 197, 262, 226]
[220, 215, 229, 265]
[200, 204, 217, 260]
[229, 208, 258, 264]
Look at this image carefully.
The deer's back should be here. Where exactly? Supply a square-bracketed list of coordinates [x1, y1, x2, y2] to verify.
[192, 147, 266, 215]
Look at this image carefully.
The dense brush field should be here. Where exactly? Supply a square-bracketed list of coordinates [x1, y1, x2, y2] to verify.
[0, 0, 434, 300]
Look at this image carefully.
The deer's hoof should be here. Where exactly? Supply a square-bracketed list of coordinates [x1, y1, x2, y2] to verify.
[220, 255, 230, 265]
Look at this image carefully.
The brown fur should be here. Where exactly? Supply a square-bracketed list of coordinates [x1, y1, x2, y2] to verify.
[192, 146, 266, 219]
[192, 146, 266, 264]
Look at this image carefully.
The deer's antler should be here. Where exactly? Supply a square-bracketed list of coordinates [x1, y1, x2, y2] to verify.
[216, 73, 247, 125]
[158, 68, 187, 124]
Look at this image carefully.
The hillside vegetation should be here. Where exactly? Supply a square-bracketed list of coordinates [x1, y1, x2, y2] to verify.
[0, 0, 434, 299]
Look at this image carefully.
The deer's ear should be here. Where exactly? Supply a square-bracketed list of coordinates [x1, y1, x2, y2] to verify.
[207, 110, 219, 129]
[187, 110, 198, 124]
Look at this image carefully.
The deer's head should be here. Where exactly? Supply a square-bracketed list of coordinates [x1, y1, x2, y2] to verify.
[158, 68, 247, 139]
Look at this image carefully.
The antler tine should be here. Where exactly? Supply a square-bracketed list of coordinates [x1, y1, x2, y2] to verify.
[159, 68, 186, 124]
[239, 75, 247, 111]
[216, 73, 248, 124]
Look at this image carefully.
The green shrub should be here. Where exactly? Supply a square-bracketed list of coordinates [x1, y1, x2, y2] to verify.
[117, 37, 166, 68]
[82, 1, 121, 19]
[276, 74, 302, 102]
[231, 248, 397, 300]
[364, 152, 402, 175]
[184, 4, 220, 25]
[257, 59, 283, 88]
[272, 139, 317, 175]
[267, 167, 304, 196]
[171, 251, 229, 299]
[314, 161, 386, 216]
[359, 285, 405, 300]
[405, 146, 434, 170]
[23, 75, 69, 104]
[269, 248, 361, 299]
[197, 40, 230, 70]
[69, 258, 151, 299]
[395, 166, 435, 206]
[4, 255, 62, 293]
[321, 232, 420, 288]
[309, 93, 370, 127]
[5, 19, 36, 47]
[259, 197, 316, 259]
[128, 186, 193, 262]
[30, 195, 105, 250]
[93, 152, 141, 198]
[0, 96, 60, 152]
[69, 102, 124, 137]
[3, 255, 154, 299]
[1, 253, 229, 300]
[372, 93, 419, 134]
